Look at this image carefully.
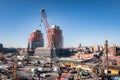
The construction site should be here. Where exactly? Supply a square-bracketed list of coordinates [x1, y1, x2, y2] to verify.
[0, 8, 120, 80]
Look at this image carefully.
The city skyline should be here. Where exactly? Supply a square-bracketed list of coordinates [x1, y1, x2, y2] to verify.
[0, 0, 120, 48]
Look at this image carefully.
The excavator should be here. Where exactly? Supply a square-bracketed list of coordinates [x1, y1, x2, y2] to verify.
[92, 67, 104, 77]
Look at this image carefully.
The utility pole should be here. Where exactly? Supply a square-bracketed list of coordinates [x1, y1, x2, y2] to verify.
[104, 40, 109, 77]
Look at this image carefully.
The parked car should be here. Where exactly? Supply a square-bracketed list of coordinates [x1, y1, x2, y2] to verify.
[65, 75, 74, 80]
[69, 69, 77, 74]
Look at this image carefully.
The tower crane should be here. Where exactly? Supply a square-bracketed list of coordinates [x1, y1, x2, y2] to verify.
[40, 8, 58, 69]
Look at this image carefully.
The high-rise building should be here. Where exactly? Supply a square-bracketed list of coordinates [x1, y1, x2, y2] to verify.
[47, 25, 63, 48]
[28, 29, 44, 49]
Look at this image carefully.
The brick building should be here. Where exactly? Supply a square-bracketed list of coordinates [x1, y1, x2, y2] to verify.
[47, 25, 63, 48]
[28, 29, 44, 49]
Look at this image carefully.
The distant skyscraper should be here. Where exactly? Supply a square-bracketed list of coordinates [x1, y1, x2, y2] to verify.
[78, 43, 82, 49]
[28, 29, 44, 49]
[47, 25, 63, 48]
[0, 43, 3, 52]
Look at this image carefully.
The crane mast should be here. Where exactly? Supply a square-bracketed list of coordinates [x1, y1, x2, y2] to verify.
[41, 8, 57, 68]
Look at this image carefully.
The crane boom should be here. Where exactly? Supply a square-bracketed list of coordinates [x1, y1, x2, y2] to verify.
[41, 8, 50, 34]
[41, 8, 55, 49]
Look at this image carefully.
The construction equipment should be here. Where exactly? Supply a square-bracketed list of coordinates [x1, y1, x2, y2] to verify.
[108, 68, 120, 75]
[65, 62, 75, 68]
[92, 67, 104, 77]
[12, 57, 17, 80]
[41, 8, 53, 48]
[11, 55, 19, 80]
[0, 52, 3, 57]
[40, 8, 58, 70]
[104, 40, 109, 76]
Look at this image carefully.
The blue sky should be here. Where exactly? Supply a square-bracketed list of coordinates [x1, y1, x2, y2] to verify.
[0, 0, 120, 48]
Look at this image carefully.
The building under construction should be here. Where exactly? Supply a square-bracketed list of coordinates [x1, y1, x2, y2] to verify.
[47, 25, 63, 49]
[28, 29, 44, 50]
